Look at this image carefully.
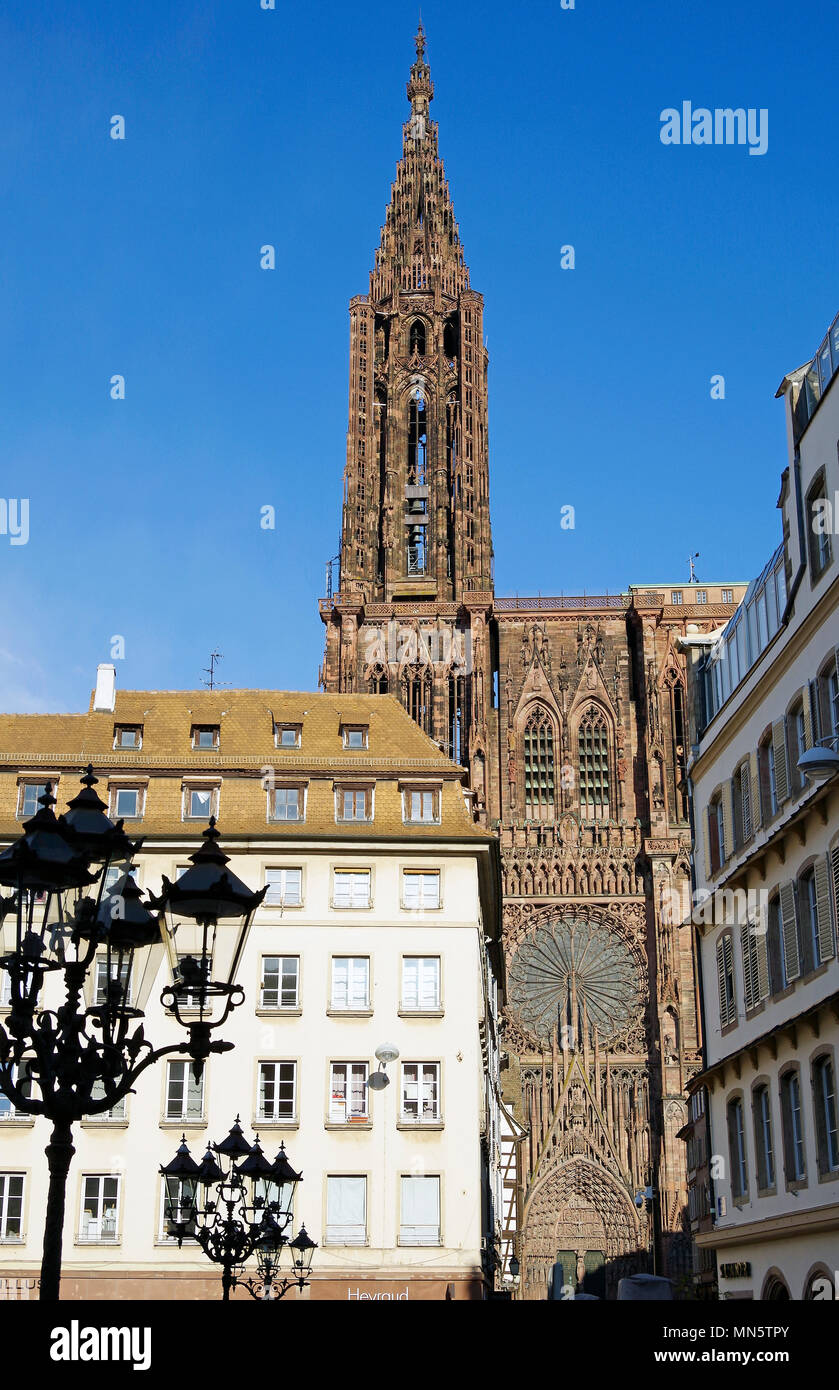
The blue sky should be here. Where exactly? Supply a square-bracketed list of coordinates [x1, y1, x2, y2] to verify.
[1, 0, 836, 712]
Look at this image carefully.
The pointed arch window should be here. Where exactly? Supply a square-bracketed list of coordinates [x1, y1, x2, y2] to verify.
[409, 320, 426, 356]
[578, 706, 611, 820]
[523, 707, 555, 819]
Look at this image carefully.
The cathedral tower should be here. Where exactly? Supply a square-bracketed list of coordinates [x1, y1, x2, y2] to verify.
[320, 25, 494, 814]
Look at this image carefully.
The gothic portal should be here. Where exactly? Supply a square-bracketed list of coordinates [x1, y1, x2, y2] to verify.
[319, 26, 739, 1297]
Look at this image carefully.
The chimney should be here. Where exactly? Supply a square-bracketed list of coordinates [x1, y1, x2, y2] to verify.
[93, 663, 116, 713]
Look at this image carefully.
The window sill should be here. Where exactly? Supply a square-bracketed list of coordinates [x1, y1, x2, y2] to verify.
[401, 904, 444, 912]
[800, 962, 830, 986]
[81, 1119, 129, 1130]
[0, 1118, 35, 1128]
[253, 1118, 299, 1130]
[255, 1007, 302, 1018]
[159, 1119, 208, 1130]
[326, 1009, 373, 1018]
[330, 904, 373, 912]
[756, 1186, 777, 1199]
[784, 1178, 808, 1194]
[403, 821, 442, 828]
[75, 1238, 121, 1247]
[322, 1239, 368, 1248]
[771, 983, 797, 1004]
[397, 1237, 442, 1247]
[816, 1167, 839, 1185]
[324, 1120, 372, 1130]
[262, 902, 304, 911]
[398, 1009, 444, 1018]
[0, 1236, 24, 1245]
[397, 1121, 444, 1131]
[744, 1001, 766, 1022]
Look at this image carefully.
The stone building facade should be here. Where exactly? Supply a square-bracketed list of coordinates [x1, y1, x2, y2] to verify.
[319, 27, 748, 1297]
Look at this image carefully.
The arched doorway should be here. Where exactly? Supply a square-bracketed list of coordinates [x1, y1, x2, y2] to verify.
[519, 1157, 643, 1301]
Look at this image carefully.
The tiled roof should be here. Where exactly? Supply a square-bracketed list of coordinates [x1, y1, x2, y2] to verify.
[0, 690, 488, 841]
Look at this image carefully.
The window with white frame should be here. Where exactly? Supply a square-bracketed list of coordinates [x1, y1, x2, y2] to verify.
[341, 726, 368, 750]
[0, 1061, 33, 1121]
[191, 725, 219, 750]
[275, 725, 301, 749]
[114, 724, 142, 749]
[671, 591, 683, 605]
[94, 957, 132, 1008]
[333, 870, 371, 909]
[722, 589, 734, 604]
[79, 1175, 120, 1242]
[271, 786, 303, 822]
[695, 590, 708, 605]
[781, 1069, 806, 1183]
[17, 782, 48, 818]
[401, 1062, 440, 1123]
[401, 957, 441, 1011]
[0, 1174, 24, 1241]
[260, 956, 299, 1009]
[329, 1062, 369, 1122]
[103, 864, 138, 894]
[264, 867, 302, 907]
[325, 1175, 367, 1244]
[159, 1177, 197, 1241]
[727, 1097, 748, 1201]
[813, 1054, 839, 1176]
[331, 957, 370, 1011]
[753, 1084, 775, 1190]
[184, 785, 217, 821]
[400, 1175, 440, 1245]
[90, 1077, 127, 1122]
[403, 787, 440, 824]
[336, 786, 373, 822]
[402, 870, 440, 910]
[165, 1060, 205, 1122]
[110, 786, 144, 821]
[0, 973, 11, 1007]
[257, 1061, 297, 1123]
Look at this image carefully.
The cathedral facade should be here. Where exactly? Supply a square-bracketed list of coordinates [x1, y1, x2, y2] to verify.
[319, 27, 745, 1298]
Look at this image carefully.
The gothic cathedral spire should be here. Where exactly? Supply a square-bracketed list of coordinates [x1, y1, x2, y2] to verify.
[320, 26, 494, 812]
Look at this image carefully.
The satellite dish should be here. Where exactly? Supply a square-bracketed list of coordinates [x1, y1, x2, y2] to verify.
[367, 1071, 390, 1091]
[375, 1043, 400, 1064]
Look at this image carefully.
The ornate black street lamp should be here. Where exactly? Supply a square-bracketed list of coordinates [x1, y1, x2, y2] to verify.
[161, 1119, 317, 1301]
[0, 773, 264, 1301]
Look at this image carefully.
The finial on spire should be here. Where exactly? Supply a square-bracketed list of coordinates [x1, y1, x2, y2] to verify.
[415, 19, 426, 61]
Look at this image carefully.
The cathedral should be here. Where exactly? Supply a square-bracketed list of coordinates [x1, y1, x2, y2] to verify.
[319, 26, 742, 1299]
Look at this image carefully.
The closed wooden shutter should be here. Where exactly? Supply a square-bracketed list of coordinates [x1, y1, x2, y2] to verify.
[750, 751, 762, 831]
[755, 921, 770, 1000]
[808, 679, 822, 745]
[802, 685, 814, 750]
[779, 881, 800, 983]
[741, 763, 752, 842]
[721, 783, 734, 861]
[741, 923, 755, 1011]
[815, 855, 836, 964]
[703, 807, 712, 880]
[772, 719, 789, 803]
[716, 934, 736, 1026]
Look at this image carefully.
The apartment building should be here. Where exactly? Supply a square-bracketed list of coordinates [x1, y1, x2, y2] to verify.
[681, 306, 839, 1301]
[0, 676, 503, 1300]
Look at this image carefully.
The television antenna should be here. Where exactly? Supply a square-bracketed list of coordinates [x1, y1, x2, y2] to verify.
[687, 553, 699, 584]
[201, 649, 231, 691]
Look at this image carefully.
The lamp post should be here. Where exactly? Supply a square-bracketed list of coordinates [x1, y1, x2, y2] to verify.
[161, 1119, 316, 1301]
[0, 774, 263, 1300]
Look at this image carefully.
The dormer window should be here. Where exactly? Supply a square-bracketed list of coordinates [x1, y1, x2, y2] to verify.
[114, 725, 142, 750]
[192, 725, 219, 750]
[275, 725, 301, 749]
[342, 725, 368, 750]
[402, 786, 441, 824]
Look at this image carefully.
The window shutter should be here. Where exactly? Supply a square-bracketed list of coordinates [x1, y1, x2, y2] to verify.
[815, 855, 836, 964]
[755, 922, 770, 1001]
[721, 783, 734, 861]
[717, 935, 735, 1026]
[187, 1065, 203, 1117]
[802, 686, 814, 750]
[779, 881, 800, 983]
[741, 924, 755, 1012]
[703, 807, 712, 879]
[808, 679, 822, 744]
[740, 764, 752, 842]
[772, 719, 789, 803]
[750, 751, 762, 831]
